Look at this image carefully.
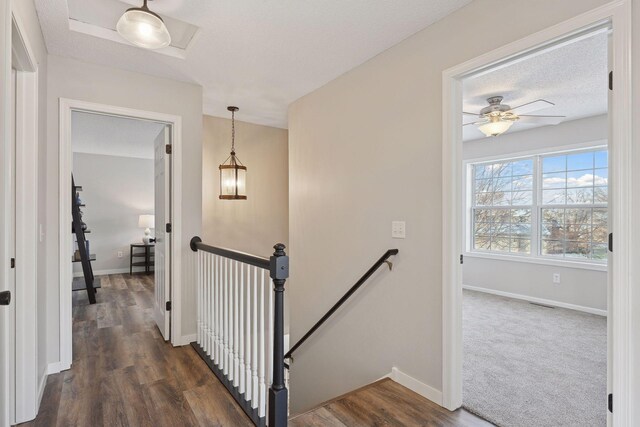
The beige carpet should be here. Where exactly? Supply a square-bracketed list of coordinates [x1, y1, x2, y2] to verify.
[463, 289, 607, 427]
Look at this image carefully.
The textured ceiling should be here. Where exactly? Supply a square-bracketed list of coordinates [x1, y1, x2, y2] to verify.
[72, 111, 165, 159]
[462, 31, 608, 141]
[35, 0, 471, 128]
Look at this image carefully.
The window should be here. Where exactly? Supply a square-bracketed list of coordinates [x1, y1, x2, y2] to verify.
[540, 150, 608, 260]
[469, 148, 608, 264]
[472, 159, 533, 254]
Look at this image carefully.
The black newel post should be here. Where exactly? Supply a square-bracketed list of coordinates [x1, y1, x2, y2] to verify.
[268, 243, 289, 427]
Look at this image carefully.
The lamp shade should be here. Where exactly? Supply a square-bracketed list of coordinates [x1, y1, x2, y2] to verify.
[220, 162, 247, 199]
[116, 2, 171, 50]
[478, 118, 514, 137]
[138, 214, 155, 229]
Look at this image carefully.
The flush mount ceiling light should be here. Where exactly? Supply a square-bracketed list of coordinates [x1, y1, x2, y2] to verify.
[464, 96, 566, 137]
[219, 107, 247, 200]
[116, 0, 171, 50]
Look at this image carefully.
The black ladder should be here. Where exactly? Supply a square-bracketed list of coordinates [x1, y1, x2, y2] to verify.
[72, 175, 97, 304]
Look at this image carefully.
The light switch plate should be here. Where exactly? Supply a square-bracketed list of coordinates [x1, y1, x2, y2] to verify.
[392, 221, 406, 239]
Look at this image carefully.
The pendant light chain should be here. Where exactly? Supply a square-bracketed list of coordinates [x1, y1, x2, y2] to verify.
[231, 109, 236, 154]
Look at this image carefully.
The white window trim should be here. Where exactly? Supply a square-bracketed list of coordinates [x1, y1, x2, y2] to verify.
[463, 142, 608, 270]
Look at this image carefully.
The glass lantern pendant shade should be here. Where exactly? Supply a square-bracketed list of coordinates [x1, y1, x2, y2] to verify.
[117, 0, 171, 50]
[478, 115, 515, 137]
[219, 107, 247, 200]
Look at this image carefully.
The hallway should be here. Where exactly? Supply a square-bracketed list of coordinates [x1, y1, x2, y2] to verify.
[22, 274, 253, 427]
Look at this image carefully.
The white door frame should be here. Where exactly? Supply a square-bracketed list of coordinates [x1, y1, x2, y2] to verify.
[0, 1, 11, 425]
[441, 1, 632, 425]
[58, 99, 183, 370]
[11, 9, 40, 425]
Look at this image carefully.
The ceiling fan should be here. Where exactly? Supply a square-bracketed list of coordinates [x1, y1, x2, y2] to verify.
[463, 96, 566, 137]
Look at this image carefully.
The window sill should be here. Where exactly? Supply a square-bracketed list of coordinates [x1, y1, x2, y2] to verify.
[464, 251, 607, 271]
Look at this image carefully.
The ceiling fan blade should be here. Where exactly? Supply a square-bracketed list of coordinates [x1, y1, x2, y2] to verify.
[463, 120, 487, 127]
[463, 111, 480, 116]
[510, 99, 555, 115]
[517, 114, 565, 125]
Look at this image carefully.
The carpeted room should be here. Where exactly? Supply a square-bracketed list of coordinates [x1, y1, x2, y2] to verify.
[460, 29, 609, 426]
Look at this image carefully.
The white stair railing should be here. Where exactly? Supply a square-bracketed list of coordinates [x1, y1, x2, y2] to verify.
[191, 237, 288, 427]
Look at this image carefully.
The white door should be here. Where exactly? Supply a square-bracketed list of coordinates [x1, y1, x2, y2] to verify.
[0, 67, 17, 426]
[154, 125, 171, 340]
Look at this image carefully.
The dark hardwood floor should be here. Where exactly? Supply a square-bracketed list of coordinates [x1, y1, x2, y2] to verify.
[290, 378, 493, 427]
[21, 273, 491, 427]
[20, 273, 253, 427]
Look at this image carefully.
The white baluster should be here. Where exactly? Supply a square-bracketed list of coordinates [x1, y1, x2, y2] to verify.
[218, 255, 223, 367]
[251, 266, 259, 409]
[197, 251, 202, 346]
[233, 261, 239, 386]
[215, 255, 220, 366]
[245, 265, 252, 401]
[258, 268, 266, 417]
[209, 255, 215, 360]
[203, 254, 207, 355]
[229, 260, 232, 384]
[223, 257, 229, 375]
[204, 253, 210, 355]
[239, 263, 246, 394]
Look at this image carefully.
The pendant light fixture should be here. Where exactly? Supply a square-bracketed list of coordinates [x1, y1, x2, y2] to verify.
[117, 0, 171, 50]
[219, 107, 247, 200]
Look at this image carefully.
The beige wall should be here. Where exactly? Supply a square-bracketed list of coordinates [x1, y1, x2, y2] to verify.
[202, 115, 288, 258]
[72, 153, 154, 274]
[288, 0, 612, 413]
[46, 55, 202, 363]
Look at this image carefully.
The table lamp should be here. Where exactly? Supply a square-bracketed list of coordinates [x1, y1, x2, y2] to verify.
[138, 214, 155, 244]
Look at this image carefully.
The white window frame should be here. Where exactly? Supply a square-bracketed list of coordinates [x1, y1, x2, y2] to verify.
[463, 141, 608, 271]
[537, 148, 609, 261]
[469, 157, 535, 256]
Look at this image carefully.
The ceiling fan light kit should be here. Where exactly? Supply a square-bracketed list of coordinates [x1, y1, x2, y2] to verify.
[464, 95, 566, 137]
[478, 116, 515, 137]
[117, 0, 171, 50]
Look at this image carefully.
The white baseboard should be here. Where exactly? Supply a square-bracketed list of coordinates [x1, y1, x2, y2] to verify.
[462, 285, 607, 317]
[37, 372, 47, 407]
[46, 362, 62, 375]
[175, 333, 197, 346]
[390, 367, 442, 406]
[73, 267, 130, 278]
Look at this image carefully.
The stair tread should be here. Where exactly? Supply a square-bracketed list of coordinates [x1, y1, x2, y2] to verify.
[289, 378, 491, 426]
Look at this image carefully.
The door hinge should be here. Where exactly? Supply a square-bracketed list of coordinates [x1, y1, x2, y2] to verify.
[460, 254, 464, 265]
[166, 301, 171, 311]
[10, 258, 15, 269]
[609, 71, 613, 90]
[166, 223, 172, 233]
[608, 393, 613, 413]
[165, 144, 172, 154]
[608, 233, 613, 252]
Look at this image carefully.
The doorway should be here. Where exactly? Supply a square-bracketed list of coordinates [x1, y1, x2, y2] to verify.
[59, 100, 183, 370]
[459, 28, 609, 425]
[441, 3, 632, 425]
